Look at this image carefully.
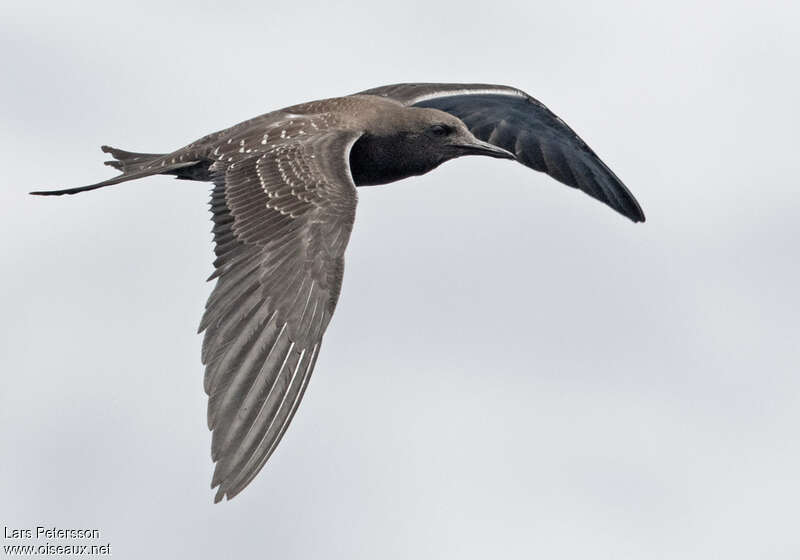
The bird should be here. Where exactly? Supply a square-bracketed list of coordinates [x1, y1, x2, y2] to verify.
[31, 82, 645, 502]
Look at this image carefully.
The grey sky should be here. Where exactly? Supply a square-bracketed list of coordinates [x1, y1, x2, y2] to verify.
[2, 0, 799, 558]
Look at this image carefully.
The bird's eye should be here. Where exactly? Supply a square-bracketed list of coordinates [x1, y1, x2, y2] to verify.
[430, 124, 449, 137]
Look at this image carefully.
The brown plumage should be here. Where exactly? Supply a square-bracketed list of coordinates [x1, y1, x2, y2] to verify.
[31, 83, 645, 502]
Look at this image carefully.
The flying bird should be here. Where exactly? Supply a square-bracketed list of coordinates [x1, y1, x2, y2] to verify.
[32, 83, 645, 502]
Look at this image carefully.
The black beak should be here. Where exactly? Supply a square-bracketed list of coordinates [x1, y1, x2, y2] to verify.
[453, 139, 515, 160]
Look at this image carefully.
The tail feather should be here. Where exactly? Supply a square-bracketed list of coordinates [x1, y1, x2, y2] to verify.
[101, 145, 165, 173]
[30, 145, 205, 196]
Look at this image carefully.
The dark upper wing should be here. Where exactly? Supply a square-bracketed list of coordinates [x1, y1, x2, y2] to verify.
[358, 83, 645, 222]
[199, 128, 360, 502]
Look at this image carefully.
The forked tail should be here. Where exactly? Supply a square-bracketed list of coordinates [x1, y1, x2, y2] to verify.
[30, 145, 205, 196]
[101, 145, 165, 174]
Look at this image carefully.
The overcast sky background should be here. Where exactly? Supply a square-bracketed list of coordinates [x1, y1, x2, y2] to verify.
[1, 1, 798, 558]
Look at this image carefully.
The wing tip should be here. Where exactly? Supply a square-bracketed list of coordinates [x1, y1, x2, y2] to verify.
[623, 194, 646, 223]
[211, 479, 245, 504]
[627, 205, 646, 223]
[211, 469, 229, 503]
[213, 486, 226, 503]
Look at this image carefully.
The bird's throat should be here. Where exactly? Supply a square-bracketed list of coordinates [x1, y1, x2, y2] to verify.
[349, 133, 445, 186]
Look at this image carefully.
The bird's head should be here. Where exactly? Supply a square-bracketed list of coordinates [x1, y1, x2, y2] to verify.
[348, 103, 515, 186]
[403, 108, 515, 161]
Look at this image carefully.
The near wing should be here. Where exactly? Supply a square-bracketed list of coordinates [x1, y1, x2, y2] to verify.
[358, 83, 645, 222]
[199, 129, 360, 502]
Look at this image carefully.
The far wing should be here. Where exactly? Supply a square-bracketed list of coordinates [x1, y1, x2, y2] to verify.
[358, 83, 645, 222]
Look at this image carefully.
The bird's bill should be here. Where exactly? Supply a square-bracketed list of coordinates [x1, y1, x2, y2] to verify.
[453, 139, 516, 160]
